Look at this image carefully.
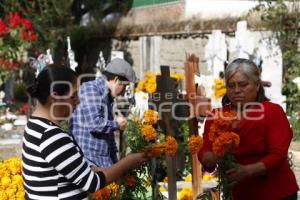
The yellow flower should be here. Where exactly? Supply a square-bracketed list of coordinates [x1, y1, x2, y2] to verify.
[16, 190, 25, 200]
[203, 174, 214, 182]
[164, 136, 178, 157]
[145, 71, 154, 78]
[5, 157, 22, 175]
[12, 174, 23, 187]
[141, 125, 157, 141]
[145, 76, 157, 93]
[178, 187, 193, 200]
[0, 163, 9, 177]
[184, 174, 192, 182]
[159, 186, 166, 192]
[170, 73, 185, 81]
[188, 135, 203, 154]
[213, 79, 226, 98]
[136, 79, 146, 92]
[0, 190, 8, 200]
[5, 186, 17, 198]
[1, 176, 11, 189]
[143, 109, 158, 125]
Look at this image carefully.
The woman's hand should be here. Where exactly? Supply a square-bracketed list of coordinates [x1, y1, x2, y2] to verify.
[124, 152, 146, 169]
[226, 165, 251, 186]
[226, 162, 266, 186]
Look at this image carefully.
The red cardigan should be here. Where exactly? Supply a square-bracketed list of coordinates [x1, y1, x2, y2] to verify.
[198, 101, 299, 200]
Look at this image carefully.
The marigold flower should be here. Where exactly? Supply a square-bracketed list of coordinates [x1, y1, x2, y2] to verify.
[141, 125, 157, 141]
[108, 182, 120, 196]
[178, 187, 193, 200]
[145, 143, 164, 158]
[213, 79, 226, 98]
[184, 174, 192, 182]
[0, 157, 24, 199]
[145, 76, 157, 93]
[135, 79, 146, 92]
[212, 131, 240, 157]
[164, 136, 178, 157]
[170, 73, 185, 81]
[143, 109, 158, 125]
[1, 176, 11, 189]
[91, 187, 110, 200]
[0, 190, 8, 200]
[124, 175, 136, 188]
[145, 71, 154, 78]
[188, 135, 203, 154]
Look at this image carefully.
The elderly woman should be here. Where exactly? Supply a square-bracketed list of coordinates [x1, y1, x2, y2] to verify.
[198, 58, 298, 200]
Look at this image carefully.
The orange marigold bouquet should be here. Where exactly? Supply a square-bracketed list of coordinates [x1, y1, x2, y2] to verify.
[118, 109, 179, 199]
[209, 110, 240, 200]
[125, 109, 178, 159]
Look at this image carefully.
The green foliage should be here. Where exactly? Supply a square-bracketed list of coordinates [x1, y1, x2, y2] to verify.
[255, 0, 300, 139]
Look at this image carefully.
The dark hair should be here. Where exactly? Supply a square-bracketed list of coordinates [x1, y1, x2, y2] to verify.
[27, 65, 77, 105]
[222, 58, 268, 106]
[102, 71, 128, 82]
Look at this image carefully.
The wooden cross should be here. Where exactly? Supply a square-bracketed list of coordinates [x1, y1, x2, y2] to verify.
[151, 65, 186, 200]
[185, 53, 211, 199]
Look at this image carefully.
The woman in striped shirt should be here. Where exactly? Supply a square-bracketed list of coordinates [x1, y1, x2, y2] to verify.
[22, 65, 145, 200]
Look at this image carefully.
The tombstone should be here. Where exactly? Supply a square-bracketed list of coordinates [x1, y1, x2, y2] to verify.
[251, 34, 286, 109]
[204, 30, 227, 107]
[229, 21, 254, 59]
[229, 21, 286, 109]
[204, 30, 227, 78]
[139, 36, 161, 77]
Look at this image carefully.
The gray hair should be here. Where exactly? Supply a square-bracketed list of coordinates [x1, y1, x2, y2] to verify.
[222, 58, 268, 106]
[225, 58, 260, 83]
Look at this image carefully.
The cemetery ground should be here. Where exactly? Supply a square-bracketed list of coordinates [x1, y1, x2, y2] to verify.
[1, 125, 300, 199]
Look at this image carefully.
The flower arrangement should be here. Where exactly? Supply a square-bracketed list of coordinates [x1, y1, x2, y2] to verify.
[126, 109, 178, 159]
[135, 71, 185, 93]
[212, 79, 226, 98]
[90, 109, 178, 200]
[208, 110, 240, 200]
[178, 187, 193, 200]
[0, 12, 37, 82]
[0, 157, 24, 200]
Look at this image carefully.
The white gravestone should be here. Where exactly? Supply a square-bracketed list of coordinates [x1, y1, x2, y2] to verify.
[229, 21, 255, 59]
[252, 32, 286, 109]
[205, 30, 227, 78]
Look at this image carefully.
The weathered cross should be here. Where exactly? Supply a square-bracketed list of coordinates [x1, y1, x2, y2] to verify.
[185, 53, 211, 199]
[152, 65, 187, 200]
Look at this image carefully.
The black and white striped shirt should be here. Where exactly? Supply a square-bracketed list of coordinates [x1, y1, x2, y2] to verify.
[22, 116, 105, 200]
